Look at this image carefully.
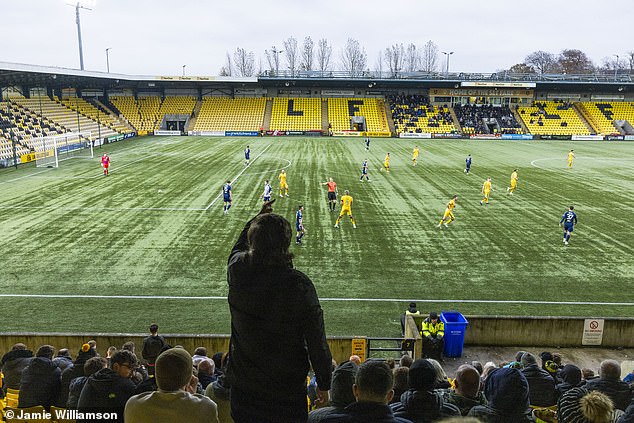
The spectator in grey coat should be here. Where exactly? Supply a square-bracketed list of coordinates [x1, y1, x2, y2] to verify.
[586, 360, 633, 411]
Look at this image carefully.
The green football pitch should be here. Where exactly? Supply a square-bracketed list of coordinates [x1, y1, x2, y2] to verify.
[1, 136, 633, 337]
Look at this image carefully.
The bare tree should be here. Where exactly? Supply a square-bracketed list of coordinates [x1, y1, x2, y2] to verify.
[384, 44, 405, 76]
[219, 52, 232, 76]
[316, 38, 332, 73]
[421, 40, 439, 73]
[374, 50, 384, 75]
[340, 38, 367, 77]
[283, 37, 298, 76]
[264, 46, 283, 76]
[557, 49, 594, 74]
[525, 50, 557, 74]
[232, 48, 255, 77]
[301, 37, 314, 71]
[404, 43, 420, 72]
[627, 51, 634, 73]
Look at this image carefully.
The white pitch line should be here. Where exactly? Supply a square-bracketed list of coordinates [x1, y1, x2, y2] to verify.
[0, 168, 54, 185]
[204, 143, 275, 211]
[0, 293, 631, 306]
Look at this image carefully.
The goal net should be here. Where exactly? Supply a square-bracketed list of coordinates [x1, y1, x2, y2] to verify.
[34, 131, 93, 168]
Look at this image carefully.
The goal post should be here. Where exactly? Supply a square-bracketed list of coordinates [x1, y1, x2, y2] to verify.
[34, 131, 93, 168]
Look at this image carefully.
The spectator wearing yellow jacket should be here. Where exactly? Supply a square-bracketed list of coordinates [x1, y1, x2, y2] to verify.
[421, 312, 444, 360]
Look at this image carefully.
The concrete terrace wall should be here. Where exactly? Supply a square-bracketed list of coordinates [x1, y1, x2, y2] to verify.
[1, 316, 633, 364]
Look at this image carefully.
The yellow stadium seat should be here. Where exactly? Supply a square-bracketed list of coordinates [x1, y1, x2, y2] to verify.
[49, 406, 76, 423]
[5, 388, 19, 408]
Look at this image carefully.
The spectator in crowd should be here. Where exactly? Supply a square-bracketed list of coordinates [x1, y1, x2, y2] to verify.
[557, 364, 583, 396]
[471, 361, 483, 375]
[401, 302, 420, 336]
[77, 349, 138, 423]
[468, 367, 533, 422]
[540, 351, 560, 381]
[18, 345, 61, 410]
[60, 343, 98, 406]
[106, 346, 117, 360]
[391, 358, 460, 421]
[192, 347, 211, 367]
[429, 359, 452, 389]
[88, 340, 98, 353]
[400, 354, 413, 368]
[197, 359, 216, 390]
[558, 387, 623, 423]
[350, 355, 362, 366]
[442, 364, 487, 416]
[226, 200, 332, 423]
[582, 368, 600, 384]
[205, 353, 232, 423]
[421, 312, 444, 360]
[481, 362, 497, 383]
[53, 348, 73, 373]
[520, 352, 558, 407]
[386, 358, 396, 370]
[211, 352, 224, 377]
[391, 367, 409, 405]
[142, 323, 167, 376]
[125, 348, 219, 423]
[309, 360, 359, 422]
[122, 341, 135, 354]
[67, 357, 108, 409]
[1, 342, 33, 392]
[322, 360, 411, 423]
[436, 419, 483, 423]
[586, 360, 633, 411]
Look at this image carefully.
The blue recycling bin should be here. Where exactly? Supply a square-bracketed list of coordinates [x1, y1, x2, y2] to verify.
[440, 311, 469, 357]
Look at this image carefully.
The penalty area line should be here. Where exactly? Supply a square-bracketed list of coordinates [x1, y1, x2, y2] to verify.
[0, 293, 631, 307]
[204, 143, 274, 211]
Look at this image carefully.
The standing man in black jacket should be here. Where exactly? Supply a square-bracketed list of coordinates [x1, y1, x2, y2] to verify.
[227, 199, 332, 423]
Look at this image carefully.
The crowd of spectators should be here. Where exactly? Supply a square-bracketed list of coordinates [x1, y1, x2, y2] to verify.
[387, 94, 454, 133]
[2, 339, 634, 422]
[453, 104, 523, 134]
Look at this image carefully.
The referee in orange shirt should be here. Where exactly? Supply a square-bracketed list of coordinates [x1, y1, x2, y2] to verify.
[321, 177, 338, 212]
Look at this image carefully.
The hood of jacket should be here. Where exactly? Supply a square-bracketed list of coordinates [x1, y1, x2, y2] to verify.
[559, 364, 582, 386]
[396, 389, 446, 420]
[484, 368, 530, 415]
[27, 356, 59, 375]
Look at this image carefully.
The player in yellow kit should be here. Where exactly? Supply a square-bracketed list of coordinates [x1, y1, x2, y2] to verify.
[412, 146, 420, 166]
[567, 150, 575, 169]
[384, 153, 390, 172]
[278, 169, 289, 197]
[480, 177, 492, 205]
[334, 190, 356, 229]
[507, 169, 518, 195]
[437, 195, 458, 228]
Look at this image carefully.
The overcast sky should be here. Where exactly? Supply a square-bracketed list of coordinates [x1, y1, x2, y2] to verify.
[2, 0, 633, 77]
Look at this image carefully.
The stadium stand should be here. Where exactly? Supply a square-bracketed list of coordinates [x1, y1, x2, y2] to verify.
[269, 97, 322, 131]
[12, 96, 119, 140]
[454, 104, 523, 135]
[193, 97, 266, 132]
[0, 100, 64, 159]
[110, 95, 161, 132]
[60, 97, 132, 135]
[517, 100, 590, 135]
[327, 98, 390, 132]
[388, 94, 457, 134]
[578, 101, 634, 135]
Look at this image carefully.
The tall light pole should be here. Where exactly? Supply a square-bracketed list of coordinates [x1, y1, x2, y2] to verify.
[182, 65, 186, 76]
[613, 54, 620, 81]
[68, 2, 92, 70]
[271, 46, 283, 76]
[442, 51, 454, 77]
[105, 48, 112, 73]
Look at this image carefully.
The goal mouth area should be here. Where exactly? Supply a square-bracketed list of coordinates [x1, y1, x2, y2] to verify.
[33, 131, 93, 168]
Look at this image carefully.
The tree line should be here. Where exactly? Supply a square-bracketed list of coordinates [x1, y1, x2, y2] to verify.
[220, 36, 634, 78]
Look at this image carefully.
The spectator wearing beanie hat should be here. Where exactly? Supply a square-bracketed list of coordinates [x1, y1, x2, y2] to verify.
[309, 360, 359, 422]
[557, 387, 623, 423]
[125, 348, 219, 423]
[520, 352, 558, 407]
[60, 343, 97, 407]
[18, 345, 61, 410]
[391, 358, 460, 421]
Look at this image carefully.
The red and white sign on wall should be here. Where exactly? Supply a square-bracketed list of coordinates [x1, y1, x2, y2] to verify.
[582, 319, 605, 346]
